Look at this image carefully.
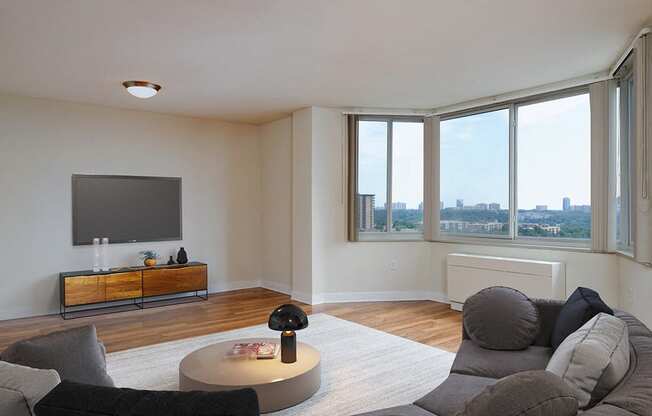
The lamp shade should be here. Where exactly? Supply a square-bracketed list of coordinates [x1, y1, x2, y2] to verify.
[268, 304, 309, 332]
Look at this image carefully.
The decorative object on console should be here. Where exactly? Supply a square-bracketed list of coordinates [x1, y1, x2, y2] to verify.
[92, 238, 101, 272]
[268, 304, 309, 363]
[100, 237, 110, 271]
[167, 256, 175, 265]
[139, 250, 159, 267]
[177, 247, 188, 264]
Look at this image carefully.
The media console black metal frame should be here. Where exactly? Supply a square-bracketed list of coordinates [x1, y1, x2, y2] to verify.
[59, 262, 208, 320]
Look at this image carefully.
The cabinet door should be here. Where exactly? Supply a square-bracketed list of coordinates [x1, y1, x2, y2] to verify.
[142, 265, 207, 297]
[105, 272, 142, 301]
[64, 276, 106, 306]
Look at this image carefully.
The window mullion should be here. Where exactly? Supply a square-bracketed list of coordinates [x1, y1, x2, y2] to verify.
[509, 103, 517, 240]
[387, 120, 393, 232]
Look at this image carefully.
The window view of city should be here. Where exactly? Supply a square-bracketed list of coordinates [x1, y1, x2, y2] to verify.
[357, 119, 424, 234]
[356, 93, 591, 241]
[439, 198, 591, 238]
[439, 92, 592, 240]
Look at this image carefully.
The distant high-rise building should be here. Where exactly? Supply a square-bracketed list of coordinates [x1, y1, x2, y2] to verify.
[440, 201, 444, 210]
[357, 194, 375, 231]
[535, 205, 548, 211]
[488, 203, 500, 210]
[563, 197, 571, 211]
[385, 202, 407, 210]
[474, 203, 488, 210]
[418, 202, 423, 211]
[456, 199, 464, 209]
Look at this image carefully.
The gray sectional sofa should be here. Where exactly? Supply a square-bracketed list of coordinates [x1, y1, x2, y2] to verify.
[356, 299, 652, 416]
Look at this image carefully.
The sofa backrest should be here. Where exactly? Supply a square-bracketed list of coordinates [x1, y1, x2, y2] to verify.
[582, 311, 652, 416]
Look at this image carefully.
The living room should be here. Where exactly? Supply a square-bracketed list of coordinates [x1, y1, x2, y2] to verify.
[1, 1, 652, 415]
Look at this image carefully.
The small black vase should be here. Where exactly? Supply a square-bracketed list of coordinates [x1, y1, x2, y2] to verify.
[167, 256, 175, 265]
[177, 247, 188, 264]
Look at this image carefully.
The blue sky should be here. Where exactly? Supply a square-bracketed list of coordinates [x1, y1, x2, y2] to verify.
[359, 93, 591, 211]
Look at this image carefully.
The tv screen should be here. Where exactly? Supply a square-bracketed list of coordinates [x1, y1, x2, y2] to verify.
[72, 174, 182, 245]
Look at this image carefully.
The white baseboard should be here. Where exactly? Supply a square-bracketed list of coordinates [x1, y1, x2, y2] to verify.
[291, 290, 314, 305]
[317, 290, 449, 304]
[209, 279, 262, 293]
[260, 280, 292, 295]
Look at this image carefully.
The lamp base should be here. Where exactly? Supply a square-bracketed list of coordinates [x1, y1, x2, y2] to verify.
[281, 331, 296, 363]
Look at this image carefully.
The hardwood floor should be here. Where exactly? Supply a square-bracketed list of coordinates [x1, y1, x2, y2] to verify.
[0, 288, 462, 353]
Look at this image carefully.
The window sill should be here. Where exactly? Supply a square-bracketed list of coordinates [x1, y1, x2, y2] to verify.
[358, 232, 425, 242]
[431, 234, 594, 253]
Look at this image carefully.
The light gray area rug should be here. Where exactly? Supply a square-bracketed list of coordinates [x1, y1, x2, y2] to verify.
[107, 313, 455, 415]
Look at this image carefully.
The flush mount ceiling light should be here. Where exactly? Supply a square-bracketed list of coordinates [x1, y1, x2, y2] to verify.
[122, 80, 161, 99]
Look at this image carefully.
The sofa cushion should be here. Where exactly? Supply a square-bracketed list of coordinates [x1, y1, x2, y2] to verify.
[2, 325, 114, 387]
[551, 287, 613, 350]
[547, 313, 629, 409]
[34, 380, 260, 416]
[451, 340, 552, 379]
[463, 286, 539, 350]
[414, 374, 495, 416]
[456, 370, 578, 416]
[0, 360, 60, 416]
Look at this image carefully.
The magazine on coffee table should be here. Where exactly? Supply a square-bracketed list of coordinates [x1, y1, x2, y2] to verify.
[227, 342, 280, 359]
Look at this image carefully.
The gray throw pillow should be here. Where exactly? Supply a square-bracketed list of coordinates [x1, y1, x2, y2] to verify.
[455, 370, 578, 416]
[546, 313, 629, 409]
[1, 325, 114, 387]
[463, 286, 539, 350]
[0, 360, 60, 416]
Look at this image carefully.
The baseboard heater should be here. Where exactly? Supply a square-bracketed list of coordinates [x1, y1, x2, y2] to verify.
[446, 253, 566, 311]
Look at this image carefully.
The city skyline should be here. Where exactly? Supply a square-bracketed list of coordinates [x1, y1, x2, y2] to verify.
[440, 94, 591, 210]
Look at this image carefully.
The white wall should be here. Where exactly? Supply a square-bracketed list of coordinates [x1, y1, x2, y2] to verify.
[0, 94, 263, 319]
[260, 117, 293, 294]
[618, 256, 652, 327]
[281, 106, 622, 306]
[0, 95, 633, 321]
[291, 108, 314, 303]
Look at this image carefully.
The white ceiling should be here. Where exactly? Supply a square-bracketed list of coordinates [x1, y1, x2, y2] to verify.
[1, 0, 651, 124]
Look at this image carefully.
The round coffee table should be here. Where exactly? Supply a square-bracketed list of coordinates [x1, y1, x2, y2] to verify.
[179, 337, 321, 413]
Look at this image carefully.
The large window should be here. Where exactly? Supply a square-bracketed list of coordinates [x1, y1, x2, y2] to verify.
[355, 117, 424, 238]
[516, 93, 592, 240]
[440, 109, 510, 236]
[439, 90, 592, 245]
[615, 59, 635, 253]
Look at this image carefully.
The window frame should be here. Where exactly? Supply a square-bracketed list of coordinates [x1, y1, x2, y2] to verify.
[436, 87, 593, 248]
[354, 115, 426, 241]
[439, 104, 513, 241]
[615, 64, 636, 255]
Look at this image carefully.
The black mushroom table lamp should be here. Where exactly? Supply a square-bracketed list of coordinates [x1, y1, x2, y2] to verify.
[268, 304, 309, 363]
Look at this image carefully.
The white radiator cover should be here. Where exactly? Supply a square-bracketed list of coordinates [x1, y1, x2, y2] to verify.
[447, 253, 566, 311]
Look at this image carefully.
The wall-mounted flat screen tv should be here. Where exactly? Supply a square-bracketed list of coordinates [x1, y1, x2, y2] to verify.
[72, 174, 182, 245]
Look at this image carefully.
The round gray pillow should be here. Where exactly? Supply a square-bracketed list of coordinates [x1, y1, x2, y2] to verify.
[463, 286, 539, 350]
[458, 370, 578, 416]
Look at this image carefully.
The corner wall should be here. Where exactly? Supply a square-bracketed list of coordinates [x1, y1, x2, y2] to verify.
[260, 117, 293, 295]
[262, 106, 622, 308]
[0, 94, 263, 319]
